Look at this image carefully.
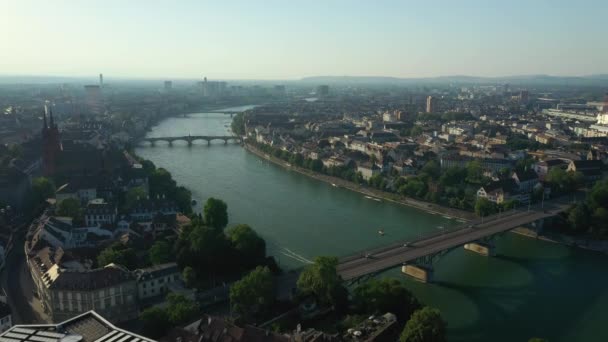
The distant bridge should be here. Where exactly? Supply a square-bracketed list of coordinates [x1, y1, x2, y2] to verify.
[337, 198, 572, 282]
[140, 135, 242, 146]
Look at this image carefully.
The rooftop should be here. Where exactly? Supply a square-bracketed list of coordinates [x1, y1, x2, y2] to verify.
[0, 311, 155, 342]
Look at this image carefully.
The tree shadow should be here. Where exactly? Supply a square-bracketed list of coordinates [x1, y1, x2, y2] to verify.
[433, 252, 608, 342]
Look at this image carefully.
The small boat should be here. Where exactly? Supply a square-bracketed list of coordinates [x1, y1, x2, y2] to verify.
[364, 196, 373, 200]
[331, 183, 337, 187]
[372, 198, 382, 202]
[378, 229, 385, 236]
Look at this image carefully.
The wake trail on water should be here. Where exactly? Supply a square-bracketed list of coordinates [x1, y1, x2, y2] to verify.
[279, 247, 313, 264]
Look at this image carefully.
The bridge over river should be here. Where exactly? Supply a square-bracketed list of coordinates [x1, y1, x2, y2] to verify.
[337, 198, 571, 282]
[140, 135, 242, 146]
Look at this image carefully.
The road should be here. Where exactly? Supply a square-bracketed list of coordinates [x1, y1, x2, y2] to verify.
[1, 234, 49, 324]
[337, 201, 570, 281]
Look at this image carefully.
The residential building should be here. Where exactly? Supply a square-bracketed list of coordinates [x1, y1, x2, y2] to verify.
[160, 315, 288, 342]
[567, 160, 603, 181]
[27, 245, 138, 323]
[357, 162, 381, 180]
[0, 294, 12, 333]
[84, 199, 117, 227]
[134, 263, 181, 300]
[511, 169, 539, 193]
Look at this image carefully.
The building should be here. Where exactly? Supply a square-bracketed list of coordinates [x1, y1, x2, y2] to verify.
[511, 169, 539, 193]
[160, 315, 288, 342]
[342, 313, 399, 342]
[134, 263, 181, 300]
[567, 160, 603, 182]
[533, 159, 568, 180]
[84, 199, 117, 227]
[0, 310, 155, 342]
[84, 85, 104, 115]
[0, 293, 12, 333]
[27, 245, 138, 323]
[426, 96, 436, 113]
[42, 110, 62, 176]
[357, 162, 381, 180]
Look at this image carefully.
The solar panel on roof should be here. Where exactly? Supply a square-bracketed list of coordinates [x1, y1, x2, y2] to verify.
[0, 337, 22, 342]
[94, 330, 118, 342]
[115, 335, 132, 342]
[35, 333, 65, 339]
[4, 333, 30, 340]
[28, 335, 59, 342]
[11, 329, 37, 335]
[103, 332, 124, 342]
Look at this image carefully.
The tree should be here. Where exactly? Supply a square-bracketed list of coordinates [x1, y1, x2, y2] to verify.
[97, 243, 138, 269]
[420, 160, 440, 180]
[400, 307, 447, 342]
[466, 160, 483, 183]
[353, 278, 420, 320]
[439, 167, 466, 187]
[227, 224, 266, 265]
[28, 177, 56, 209]
[567, 204, 591, 234]
[56, 198, 83, 221]
[204, 198, 228, 229]
[165, 293, 199, 325]
[186, 224, 232, 275]
[174, 186, 193, 214]
[229, 266, 275, 320]
[140, 307, 171, 339]
[149, 168, 177, 197]
[124, 186, 147, 211]
[297, 256, 344, 306]
[149, 240, 173, 265]
[182, 266, 196, 287]
[528, 339, 548, 342]
[475, 197, 496, 217]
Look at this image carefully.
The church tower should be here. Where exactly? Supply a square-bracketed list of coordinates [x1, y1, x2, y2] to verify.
[42, 109, 61, 176]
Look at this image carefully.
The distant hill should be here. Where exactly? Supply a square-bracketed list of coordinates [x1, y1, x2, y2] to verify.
[301, 74, 608, 86]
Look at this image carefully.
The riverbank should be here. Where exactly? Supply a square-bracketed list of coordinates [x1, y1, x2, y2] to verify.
[511, 227, 608, 254]
[243, 142, 475, 221]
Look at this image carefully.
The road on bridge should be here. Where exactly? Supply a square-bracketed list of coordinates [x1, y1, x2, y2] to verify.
[337, 200, 571, 281]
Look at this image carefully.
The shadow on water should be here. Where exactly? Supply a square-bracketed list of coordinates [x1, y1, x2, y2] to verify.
[434, 252, 608, 342]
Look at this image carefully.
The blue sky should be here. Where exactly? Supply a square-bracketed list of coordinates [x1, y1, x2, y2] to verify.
[1, 0, 606, 79]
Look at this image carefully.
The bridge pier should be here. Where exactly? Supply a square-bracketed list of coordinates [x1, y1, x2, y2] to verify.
[464, 242, 495, 256]
[206, 140, 210, 146]
[224, 139, 228, 145]
[402, 264, 433, 283]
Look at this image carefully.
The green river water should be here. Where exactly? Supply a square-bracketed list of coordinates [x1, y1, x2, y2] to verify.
[135, 108, 608, 342]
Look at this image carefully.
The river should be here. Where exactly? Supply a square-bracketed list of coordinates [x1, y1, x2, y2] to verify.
[135, 108, 608, 342]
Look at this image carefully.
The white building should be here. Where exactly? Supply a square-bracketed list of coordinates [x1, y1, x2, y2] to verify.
[134, 263, 181, 300]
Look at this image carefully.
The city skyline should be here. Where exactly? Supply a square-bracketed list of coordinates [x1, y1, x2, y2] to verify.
[1, 0, 608, 79]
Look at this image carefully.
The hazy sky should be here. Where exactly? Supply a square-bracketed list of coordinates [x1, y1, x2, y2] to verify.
[1, 0, 607, 80]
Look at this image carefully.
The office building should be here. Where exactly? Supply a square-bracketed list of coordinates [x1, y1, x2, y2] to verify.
[426, 96, 436, 113]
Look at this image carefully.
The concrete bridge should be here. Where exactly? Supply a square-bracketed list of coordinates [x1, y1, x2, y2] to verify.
[140, 135, 242, 146]
[337, 198, 571, 283]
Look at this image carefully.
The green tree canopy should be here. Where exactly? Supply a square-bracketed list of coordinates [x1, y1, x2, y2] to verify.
[165, 293, 199, 325]
[56, 198, 83, 221]
[97, 243, 138, 269]
[204, 198, 228, 229]
[229, 266, 275, 320]
[182, 266, 196, 288]
[149, 240, 173, 265]
[297, 256, 345, 306]
[400, 307, 447, 342]
[140, 307, 171, 339]
[29, 177, 56, 209]
[466, 160, 483, 183]
[124, 186, 147, 211]
[353, 278, 420, 320]
[149, 168, 177, 197]
[227, 224, 266, 264]
[475, 197, 496, 217]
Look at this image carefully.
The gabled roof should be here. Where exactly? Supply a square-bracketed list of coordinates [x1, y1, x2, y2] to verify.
[513, 169, 539, 182]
